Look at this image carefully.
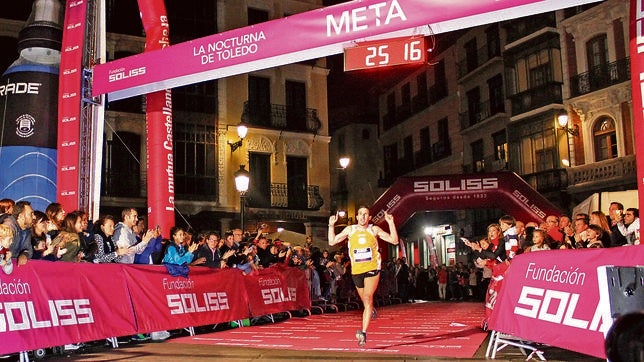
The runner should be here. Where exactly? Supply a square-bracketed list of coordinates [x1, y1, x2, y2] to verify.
[328, 206, 399, 346]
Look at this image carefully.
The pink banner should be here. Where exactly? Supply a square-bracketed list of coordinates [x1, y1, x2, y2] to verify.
[370, 173, 562, 260]
[1, 262, 310, 355]
[487, 246, 644, 358]
[138, 0, 175, 236]
[123, 265, 250, 332]
[244, 265, 311, 317]
[92, 0, 566, 100]
[56, 0, 88, 210]
[0, 260, 136, 354]
[630, 0, 644, 212]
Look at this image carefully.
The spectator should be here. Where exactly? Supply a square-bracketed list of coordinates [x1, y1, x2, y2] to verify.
[8, 200, 34, 265]
[0, 224, 14, 274]
[92, 215, 129, 263]
[590, 210, 612, 248]
[255, 235, 274, 268]
[51, 212, 85, 262]
[437, 265, 448, 301]
[608, 202, 628, 246]
[135, 224, 164, 265]
[0, 198, 15, 216]
[112, 208, 155, 265]
[194, 232, 229, 268]
[529, 229, 551, 252]
[45, 202, 66, 239]
[31, 211, 62, 261]
[544, 215, 563, 246]
[617, 208, 640, 245]
[499, 215, 519, 260]
[163, 226, 198, 266]
[585, 224, 604, 248]
[571, 217, 590, 249]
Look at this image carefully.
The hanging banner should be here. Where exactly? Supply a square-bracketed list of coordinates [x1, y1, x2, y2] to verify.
[487, 246, 644, 359]
[630, 0, 644, 212]
[56, 0, 88, 211]
[92, 0, 603, 101]
[138, 0, 175, 237]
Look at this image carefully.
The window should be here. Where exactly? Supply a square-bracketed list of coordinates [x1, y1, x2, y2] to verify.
[465, 38, 478, 72]
[471, 139, 485, 172]
[587, 34, 608, 70]
[593, 117, 617, 161]
[248, 8, 269, 25]
[249, 153, 271, 208]
[488, 74, 504, 114]
[533, 134, 556, 172]
[383, 143, 398, 181]
[173, 123, 216, 197]
[248, 75, 271, 127]
[492, 131, 507, 161]
[285, 80, 306, 131]
[102, 132, 141, 197]
[486, 25, 500, 59]
[466, 87, 481, 126]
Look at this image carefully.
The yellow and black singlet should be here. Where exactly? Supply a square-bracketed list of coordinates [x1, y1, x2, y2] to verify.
[347, 224, 380, 275]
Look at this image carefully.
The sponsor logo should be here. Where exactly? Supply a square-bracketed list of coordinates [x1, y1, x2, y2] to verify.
[0, 299, 94, 332]
[261, 287, 296, 305]
[15, 114, 35, 138]
[413, 178, 499, 193]
[0, 82, 41, 96]
[108, 67, 146, 82]
[166, 292, 229, 314]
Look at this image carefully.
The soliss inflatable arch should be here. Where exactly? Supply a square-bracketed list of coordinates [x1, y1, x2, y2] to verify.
[369, 172, 562, 256]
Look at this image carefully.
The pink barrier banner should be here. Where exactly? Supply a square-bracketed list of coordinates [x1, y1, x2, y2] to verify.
[93, 0, 554, 100]
[0, 260, 136, 355]
[56, 0, 88, 210]
[630, 0, 644, 212]
[138, 0, 175, 236]
[487, 246, 644, 358]
[123, 265, 250, 332]
[244, 265, 311, 317]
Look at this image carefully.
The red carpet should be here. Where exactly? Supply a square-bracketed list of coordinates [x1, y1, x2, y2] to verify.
[171, 301, 488, 358]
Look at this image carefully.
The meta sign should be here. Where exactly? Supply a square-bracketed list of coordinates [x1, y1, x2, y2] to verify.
[344, 36, 426, 71]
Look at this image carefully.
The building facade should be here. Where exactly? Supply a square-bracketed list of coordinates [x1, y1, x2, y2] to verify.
[0, 0, 332, 240]
[331, 0, 635, 245]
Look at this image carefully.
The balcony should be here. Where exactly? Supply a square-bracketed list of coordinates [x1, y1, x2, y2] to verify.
[241, 101, 322, 134]
[521, 168, 568, 194]
[459, 99, 505, 130]
[566, 155, 637, 194]
[247, 183, 324, 211]
[504, 13, 556, 44]
[569, 57, 630, 98]
[508, 81, 562, 115]
[457, 42, 502, 79]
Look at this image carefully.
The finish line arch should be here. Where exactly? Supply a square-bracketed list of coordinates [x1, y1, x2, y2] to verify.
[369, 172, 562, 253]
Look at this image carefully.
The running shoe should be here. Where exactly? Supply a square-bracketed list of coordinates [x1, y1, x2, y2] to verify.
[371, 308, 377, 320]
[355, 330, 367, 347]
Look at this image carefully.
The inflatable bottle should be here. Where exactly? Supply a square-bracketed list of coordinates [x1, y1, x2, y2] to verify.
[0, 0, 63, 211]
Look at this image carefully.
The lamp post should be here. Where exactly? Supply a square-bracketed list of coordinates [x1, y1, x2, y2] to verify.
[234, 165, 250, 233]
[228, 124, 248, 153]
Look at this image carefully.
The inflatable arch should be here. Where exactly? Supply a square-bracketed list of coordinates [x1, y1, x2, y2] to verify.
[369, 172, 562, 255]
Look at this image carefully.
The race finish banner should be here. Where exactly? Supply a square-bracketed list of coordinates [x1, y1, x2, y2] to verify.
[92, 0, 603, 101]
[487, 245, 644, 359]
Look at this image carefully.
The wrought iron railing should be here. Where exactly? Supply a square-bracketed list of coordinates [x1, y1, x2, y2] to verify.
[247, 183, 323, 210]
[508, 81, 563, 115]
[241, 101, 322, 134]
[569, 57, 630, 97]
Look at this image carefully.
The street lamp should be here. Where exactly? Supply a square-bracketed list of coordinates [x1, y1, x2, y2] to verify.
[234, 165, 250, 232]
[339, 156, 350, 169]
[228, 124, 248, 152]
[557, 114, 578, 136]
